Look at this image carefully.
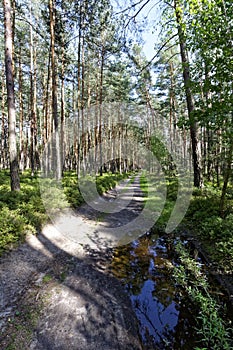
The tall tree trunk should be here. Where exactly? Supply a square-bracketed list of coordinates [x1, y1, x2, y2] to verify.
[30, 3, 37, 175]
[18, 46, 25, 172]
[61, 42, 65, 175]
[81, 34, 86, 174]
[1, 65, 7, 169]
[169, 61, 177, 154]
[3, 0, 20, 191]
[174, 0, 201, 187]
[99, 47, 105, 176]
[42, 48, 51, 176]
[49, 0, 61, 179]
[219, 121, 233, 216]
[86, 54, 92, 173]
[76, 11, 82, 177]
[94, 71, 99, 175]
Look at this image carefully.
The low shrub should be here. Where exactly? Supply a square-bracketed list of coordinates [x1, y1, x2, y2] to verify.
[0, 207, 26, 253]
[174, 241, 232, 350]
[0, 170, 130, 255]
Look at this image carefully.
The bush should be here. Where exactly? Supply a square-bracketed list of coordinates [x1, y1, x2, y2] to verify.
[174, 241, 232, 350]
[0, 207, 26, 253]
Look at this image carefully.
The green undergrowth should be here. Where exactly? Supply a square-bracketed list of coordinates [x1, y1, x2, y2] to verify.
[140, 173, 179, 230]
[0, 170, 130, 255]
[140, 173, 233, 273]
[174, 241, 232, 350]
[63, 171, 129, 207]
[0, 170, 47, 254]
[184, 183, 233, 274]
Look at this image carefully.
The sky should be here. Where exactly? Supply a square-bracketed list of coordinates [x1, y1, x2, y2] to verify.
[139, 1, 162, 60]
[112, 0, 162, 61]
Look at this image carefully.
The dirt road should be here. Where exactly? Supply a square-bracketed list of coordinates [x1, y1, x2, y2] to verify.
[0, 176, 145, 349]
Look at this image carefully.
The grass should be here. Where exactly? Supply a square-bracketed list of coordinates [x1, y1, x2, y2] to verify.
[42, 274, 53, 283]
[173, 241, 232, 350]
[139, 172, 178, 231]
[139, 172, 233, 274]
[182, 184, 233, 274]
[0, 169, 130, 256]
[1, 168, 232, 272]
[139, 172, 233, 349]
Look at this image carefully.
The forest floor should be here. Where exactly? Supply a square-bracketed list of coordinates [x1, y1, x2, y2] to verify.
[0, 173, 233, 349]
[0, 176, 144, 350]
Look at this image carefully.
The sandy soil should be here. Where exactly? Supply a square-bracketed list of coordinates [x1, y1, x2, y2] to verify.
[0, 176, 145, 350]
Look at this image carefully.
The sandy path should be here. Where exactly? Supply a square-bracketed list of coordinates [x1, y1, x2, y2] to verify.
[0, 175, 145, 349]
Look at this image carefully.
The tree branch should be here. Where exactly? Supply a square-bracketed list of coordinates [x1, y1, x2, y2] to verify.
[125, 0, 152, 28]
[16, 16, 47, 41]
[139, 33, 178, 72]
[161, 52, 180, 73]
[146, 0, 162, 16]
[114, 0, 146, 15]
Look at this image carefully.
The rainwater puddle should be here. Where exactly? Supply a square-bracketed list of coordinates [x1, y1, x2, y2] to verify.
[110, 233, 223, 349]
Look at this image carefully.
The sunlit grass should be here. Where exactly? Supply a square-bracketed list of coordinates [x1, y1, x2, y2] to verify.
[139, 171, 233, 273]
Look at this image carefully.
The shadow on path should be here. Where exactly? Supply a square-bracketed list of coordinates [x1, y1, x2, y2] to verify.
[0, 176, 144, 349]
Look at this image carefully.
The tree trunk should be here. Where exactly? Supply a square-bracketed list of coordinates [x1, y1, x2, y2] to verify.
[61, 42, 65, 175]
[99, 47, 105, 176]
[30, 4, 37, 176]
[18, 46, 25, 172]
[49, 0, 61, 179]
[219, 125, 233, 216]
[76, 12, 82, 177]
[81, 33, 86, 174]
[3, 0, 20, 191]
[1, 65, 7, 170]
[174, 0, 201, 187]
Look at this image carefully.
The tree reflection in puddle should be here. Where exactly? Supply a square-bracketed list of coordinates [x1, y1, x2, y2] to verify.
[110, 234, 199, 349]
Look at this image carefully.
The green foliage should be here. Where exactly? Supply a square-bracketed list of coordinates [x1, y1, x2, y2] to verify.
[139, 174, 148, 197]
[96, 173, 125, 194]
[183, 184, 233, 272]
[144, 173, 233, 273]
[62, 171, 129, 208]
[152, 176, 179, 231]
[0, 207, 25, 253]
[0, 171, 47, 254]
[0, 170, 130, 255]
[62, 172, 82, 208]
[174, 241, 232, 350]
[165, 178, 179, 201]
[42, 274, 52, 283]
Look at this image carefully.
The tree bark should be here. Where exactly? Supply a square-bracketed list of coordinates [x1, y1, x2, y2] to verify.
[61, 42, 65, 175]
[3, 0, 20, 191]
[219, 128, 233, 216]
[30, 3, 38, 176]
[81, 33, 86, 174]
[76, 7, 82, 177]
[18, 46, 25, 172]
[174, 0, 201, 187]
[1, 65, 7, 170]
[49, 0, 61, 179]
[99, 47, 105, 176]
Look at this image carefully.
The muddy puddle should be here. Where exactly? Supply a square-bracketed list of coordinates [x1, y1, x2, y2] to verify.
[109, 233, 231, 350]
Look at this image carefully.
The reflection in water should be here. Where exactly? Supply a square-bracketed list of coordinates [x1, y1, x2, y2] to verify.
[110, 234, 198, 349]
